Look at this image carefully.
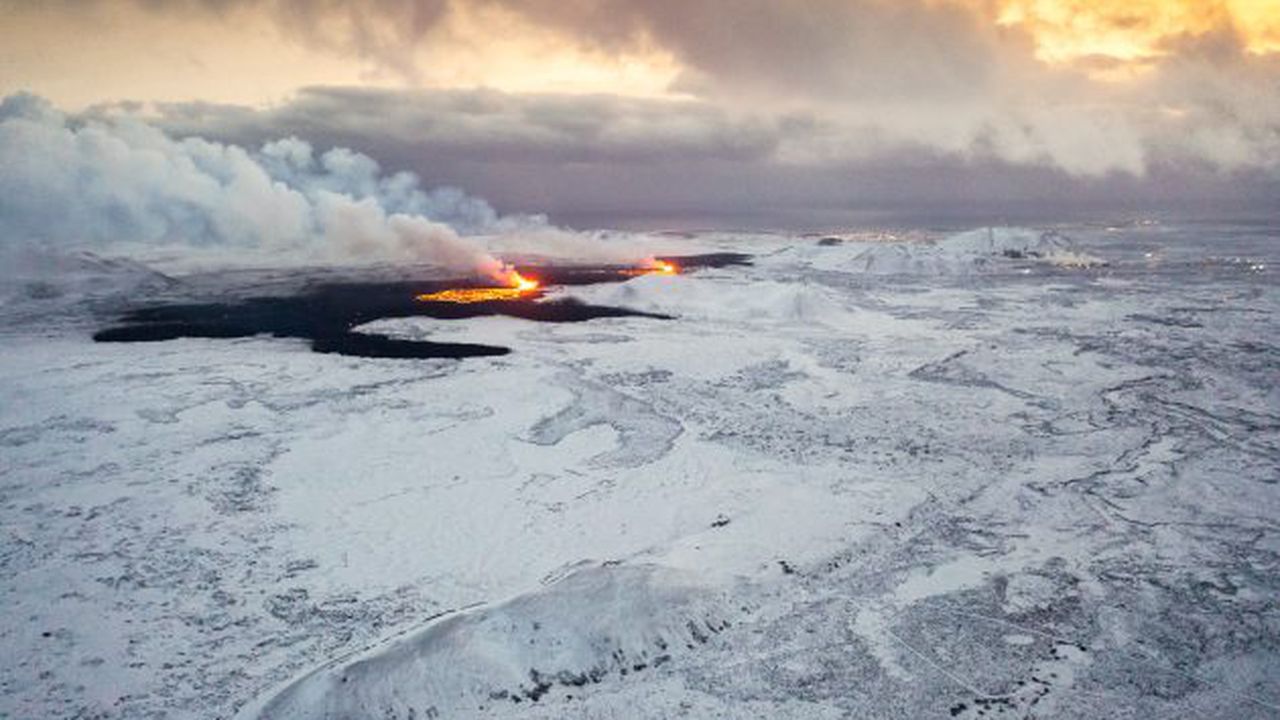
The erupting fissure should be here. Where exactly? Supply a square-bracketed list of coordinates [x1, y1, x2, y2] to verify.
[417, 259, 679, 304]
[415, 270, 541, 304]
[622, 259, 679, 277]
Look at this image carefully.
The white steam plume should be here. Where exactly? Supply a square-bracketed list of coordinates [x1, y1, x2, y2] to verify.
[0, 92, 530, 279]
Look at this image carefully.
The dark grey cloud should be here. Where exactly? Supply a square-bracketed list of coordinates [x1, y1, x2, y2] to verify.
[16, 0, 1280, 225]
[144, 86, 1279, 229]
[479, 0, 1011, 102]
[12, 0, 450, 80]
[152, 87, 784, 164]
[103, 0, 1010, 101]
[49, 0, 1280, 180]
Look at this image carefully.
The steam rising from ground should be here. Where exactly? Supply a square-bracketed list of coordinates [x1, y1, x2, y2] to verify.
[0, 92, 652, 278]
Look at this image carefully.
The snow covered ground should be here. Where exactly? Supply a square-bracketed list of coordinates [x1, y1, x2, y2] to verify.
[2, 222, 1278, 718]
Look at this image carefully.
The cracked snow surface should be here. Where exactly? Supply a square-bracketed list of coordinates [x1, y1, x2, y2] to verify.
[2, 223, 1278, 718]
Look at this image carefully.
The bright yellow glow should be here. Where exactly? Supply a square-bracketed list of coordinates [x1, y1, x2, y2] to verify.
[0, 1, 682, 110]
[430, 4, 681, 98]
[2, 0, 1277, 108]
[0, 3, 390, 109]
[415, 271, 541, 304]
[1229, 0, 1280, 54]
[622, 259, 680, 277]
[994, 0, 1280, 65]
[511, 272, 540, 292]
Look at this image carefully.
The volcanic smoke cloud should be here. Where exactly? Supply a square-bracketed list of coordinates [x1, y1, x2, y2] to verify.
[0, 92, 528, 278]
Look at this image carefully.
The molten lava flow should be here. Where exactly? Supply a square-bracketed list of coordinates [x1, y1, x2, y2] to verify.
[415, 270, 541, 304]
[511, 271, 540, 292]
[622, 259, 680, 277]
[650, 260, 678, 275]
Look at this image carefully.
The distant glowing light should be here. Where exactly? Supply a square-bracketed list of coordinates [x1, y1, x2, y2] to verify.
[622, 258, 680, 277]
[991, 0, 1280, 71]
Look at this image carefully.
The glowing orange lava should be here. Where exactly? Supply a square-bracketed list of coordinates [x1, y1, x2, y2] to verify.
[510, 271, 540, 292]
[623, 259, 680, 277]
[415, 271, 541, 304]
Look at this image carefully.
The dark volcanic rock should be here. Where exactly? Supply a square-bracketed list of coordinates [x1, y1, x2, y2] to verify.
[92, 255, 736, 359]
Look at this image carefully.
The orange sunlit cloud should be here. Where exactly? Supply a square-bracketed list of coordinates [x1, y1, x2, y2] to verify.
[993, 0, 1280, 64]
[0, 1, 681, 110]
[3, 0, 1277, 109]
[2, 0, 1278, 216]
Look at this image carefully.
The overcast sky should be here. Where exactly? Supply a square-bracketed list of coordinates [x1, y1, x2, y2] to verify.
[2, 0, 1278, 229]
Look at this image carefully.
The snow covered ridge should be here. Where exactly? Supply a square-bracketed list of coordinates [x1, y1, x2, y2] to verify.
[0, 248, 175, 302]
[564, 227, 1107, 325]
[849, 227, 1107, 275]
[0, 247, 179, 330]
[237, 563, 730, 719]
[568, 274, 847, 326]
